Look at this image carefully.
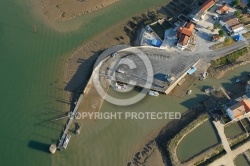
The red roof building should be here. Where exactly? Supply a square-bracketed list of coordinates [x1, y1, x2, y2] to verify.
[200, 0, 216, 12]
[176, 22, 195, 50]
[216, 4, 229, 14]
[226, 99, 250, 120]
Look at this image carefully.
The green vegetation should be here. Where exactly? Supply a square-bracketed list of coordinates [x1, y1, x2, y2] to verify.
[230, 133, 248, 147]
[232, 0, 240, 7]
[211, 47, 248, 66]
[210, 38, 236, 50]
[243, 31, 250, 38]
[194, 146, 226, 166]
[246, 25, 250, 30]
[213, 22, 222, 29]
[241, 16, 250, 25]
[231, 135, 250, 150]
[224, 37, 233, 45]
[235, 10, 243, 18]
[218, 30, 226, 37]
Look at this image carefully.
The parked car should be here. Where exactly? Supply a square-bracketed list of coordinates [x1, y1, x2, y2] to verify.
[213, 14, 219, 20]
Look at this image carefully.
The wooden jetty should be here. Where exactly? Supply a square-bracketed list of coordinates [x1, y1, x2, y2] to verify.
[57, 94, 83, 150]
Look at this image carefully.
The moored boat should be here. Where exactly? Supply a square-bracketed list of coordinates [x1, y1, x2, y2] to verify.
[186, 90, 192, 95]
[62, 134, 71, 149]
[148, 90, 159, 97]
[236, 78, 241, 83]
[199, 72, 208, 80]
[115, 82, 127, 90]
[205, 86, 215, 93]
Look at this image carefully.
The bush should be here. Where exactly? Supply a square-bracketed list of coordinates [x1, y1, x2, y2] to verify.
[213, 22, 221, 29]
[231, 134, 249, 149]
[218, 30, 225, 37]
[235, 10, 242, 18]
[224, 37, 233, 44]
[232, 0, 240, 6]
[211, 47, 248, 66]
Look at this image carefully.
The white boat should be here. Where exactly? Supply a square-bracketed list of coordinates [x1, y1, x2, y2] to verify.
[205, 86, 215, 93]
[186, 90, 192, 95]
[115, 82, 127, 90]
[236, 78, 241, 83]
[148, 90, 159, 97]
[116, 69, 125, 74]
[199, 72, 208, 80]
[202, 72, 208, 79]
[62, 134, 71, 149]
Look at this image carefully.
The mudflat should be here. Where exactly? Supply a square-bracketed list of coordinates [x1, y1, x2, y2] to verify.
[38, 0, 119, 21]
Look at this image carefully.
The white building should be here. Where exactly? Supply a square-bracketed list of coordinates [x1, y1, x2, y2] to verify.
[219, 17, 244, 33]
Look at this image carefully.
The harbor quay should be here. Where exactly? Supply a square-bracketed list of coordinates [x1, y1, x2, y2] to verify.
[97, 47, 210, 95]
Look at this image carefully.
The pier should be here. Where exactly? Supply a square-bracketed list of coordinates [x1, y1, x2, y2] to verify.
[57, 94, 83, 150]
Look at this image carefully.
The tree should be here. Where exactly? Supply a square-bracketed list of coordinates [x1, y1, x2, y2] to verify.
[235, 10, 242, 18]
[232, 0, 240, 6]
[213, 22, 222, 29]
[224, 37, 233, 44]
[218, 30, 226, 37]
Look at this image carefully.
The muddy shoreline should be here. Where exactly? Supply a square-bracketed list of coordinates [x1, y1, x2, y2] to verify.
[37, 0, 119, 21]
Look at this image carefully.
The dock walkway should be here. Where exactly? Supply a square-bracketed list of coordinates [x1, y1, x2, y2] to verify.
[57, 94, 84, 149]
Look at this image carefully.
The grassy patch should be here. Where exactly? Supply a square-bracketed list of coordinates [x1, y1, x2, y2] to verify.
[211, 47, 248, 67]
[246, 25, 250, 30]
[243, 31, 250, 38]
[195, 146, 226, 166]
[241, 16, 250, 25]
[231, 134, 249, 150]
[210, 39, 235, 50]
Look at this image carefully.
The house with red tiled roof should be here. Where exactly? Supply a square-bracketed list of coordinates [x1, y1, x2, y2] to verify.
[176, 22, 195, 50]
[216, 4, 229, 14]
[190, 0, 217, 22]
[226, 98, 250, 120]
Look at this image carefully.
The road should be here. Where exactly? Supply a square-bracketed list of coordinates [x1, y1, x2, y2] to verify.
[211, 121, 235, 166]
[130, 40, 248, 68]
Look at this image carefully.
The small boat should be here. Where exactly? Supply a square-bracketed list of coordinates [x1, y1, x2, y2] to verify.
[236, 78, 241, 83]
[148, 90, 159, 97]
[62, 134, 71, 149]
[186, 90, 192, 95]
[115, 82, 127, 90]
[199, 72, 208, 80]
[75, 123, 82, 135]
[202, 72, 208, 79]
[205, 86, 215, 93]
[248, 73, 250, 77]
[116, 69, 125, 74]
